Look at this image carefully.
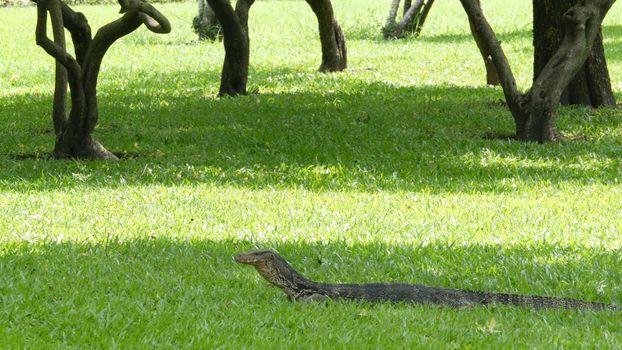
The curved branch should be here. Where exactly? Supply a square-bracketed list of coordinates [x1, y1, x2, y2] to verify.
[80, 12, 142, 135]
[35, 0, 81, 78]
[83, 11, 143, 76]
[531, 2, 614, 102]
[50, 0, 68, 136]
[138, 13, 168, 33]
[138, 3, 171, 33]
[118, 0, 171, 33]
[36, 0, 86, 135]
[32, 0, 92, 65]
[80, 3, 170, 134]
[60, 3, 92, 65]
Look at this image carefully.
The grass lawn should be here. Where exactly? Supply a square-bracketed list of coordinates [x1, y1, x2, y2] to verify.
[1, 0, 622, 348]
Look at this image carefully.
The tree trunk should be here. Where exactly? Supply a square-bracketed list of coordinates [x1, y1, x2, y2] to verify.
[384, 0, 435, 39]
[460, 0, 614, 143]
[466, 0, 499, 86]
[206, 0, 254, 96]
[35, 0, 170, 159]
[414, 0, 435, 36]
[50, 0, 67, 137]
[401, 0, 417, 30]
[533, 0, 615, 107]
[193, 0, 222, 40]
[393, 0, 425, 37]
[305, 0, 347, 72]
[385, 0, 401, 32]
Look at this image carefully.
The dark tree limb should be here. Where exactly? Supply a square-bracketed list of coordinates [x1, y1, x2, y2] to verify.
[79, 13, 143, 147]
[35, 1, 83, 91]
[414, 0, 435, 36]
[36, 0, 90, 157]
[50, 0, 67, 137]
[466, 0, 499, 86]
[385, 0, 401, 31]
[305, 0, 347, 72]
[459, 0, 525, 126]
[206, 0, 254, 96]
[58, 2, 92, 65]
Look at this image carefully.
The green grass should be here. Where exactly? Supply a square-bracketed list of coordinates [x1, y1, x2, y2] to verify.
[1, 0, 622, 348]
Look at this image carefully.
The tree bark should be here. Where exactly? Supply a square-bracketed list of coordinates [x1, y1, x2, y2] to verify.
[305, 0, 347, 72]
[393, 0, 425, 38]
[384, 0, 436, 39]
[400, 0, 418, 32]
[34, 0, 170, 159]
[50, 0, 67, 137]
[466, 0, 499, 86]
[206, 0, 254, 96]
[414, 0, 435, 36]
[460, 0, 615, 142]
[533, 0, 615, 107]
[193, 0, 222, 40]
[385, 0, 401, 32]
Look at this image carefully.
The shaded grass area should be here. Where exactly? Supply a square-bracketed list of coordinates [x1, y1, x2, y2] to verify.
[1, 0, 622, 348]
[1, 80, 621, 193]
[1, 239, 621, 348]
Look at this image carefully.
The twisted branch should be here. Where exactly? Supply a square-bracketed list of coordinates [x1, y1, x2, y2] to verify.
[34, 0, 171, 159]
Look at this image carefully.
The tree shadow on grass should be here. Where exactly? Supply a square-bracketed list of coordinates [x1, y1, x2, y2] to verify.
[0, 70, 620, 193]
[1, 238, 620, 345]
[3, 237, 620, 347]
[343, 24, 531, 44]
[2, 237, 620, 302]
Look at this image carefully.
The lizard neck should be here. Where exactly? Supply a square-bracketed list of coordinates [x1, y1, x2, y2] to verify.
[253, 254, 318, 296]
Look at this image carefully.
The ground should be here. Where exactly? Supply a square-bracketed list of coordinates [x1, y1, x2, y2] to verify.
[0, 0, 621, 348]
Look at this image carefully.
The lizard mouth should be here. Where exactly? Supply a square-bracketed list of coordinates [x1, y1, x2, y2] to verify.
[234, 249, 275, 265]
[234, 254, 257, 265]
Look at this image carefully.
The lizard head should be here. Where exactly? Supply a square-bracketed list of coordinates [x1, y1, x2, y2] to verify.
[234, 249, 278, 266]
[234, 249, 311, 293]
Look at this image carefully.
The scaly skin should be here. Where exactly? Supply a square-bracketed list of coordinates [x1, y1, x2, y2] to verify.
[234, 249, 620, 310]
